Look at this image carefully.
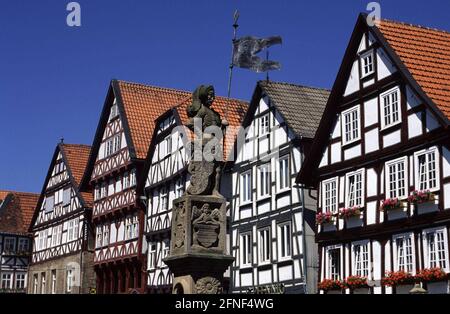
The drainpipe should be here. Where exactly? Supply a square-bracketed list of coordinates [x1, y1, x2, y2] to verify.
[299, 136, 309, 294]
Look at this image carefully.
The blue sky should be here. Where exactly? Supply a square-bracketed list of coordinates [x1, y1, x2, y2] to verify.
[1, 0, 449, 193]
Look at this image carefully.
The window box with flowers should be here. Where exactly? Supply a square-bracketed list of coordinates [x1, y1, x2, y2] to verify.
[381, 271, 415, 287]
[345, 275, 369, 290]
[408, 190, 435, 205]
[416, 268, 448, 283]
[316, 212, 335, 226]
[318, 279, 345, 293]
[339, 206, 363, 220]
[380, 198, 407, 212]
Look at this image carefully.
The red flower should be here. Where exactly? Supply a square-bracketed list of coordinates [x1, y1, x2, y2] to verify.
[316, 212, 334, 225]
[339, 206, 362, 219]
[345, 276, 368, 290]
[408, 190, 434, 204]
[382, 271, 415, 287]
[318, 279, 345, 292]
[416, 268, 447, 283]
[380, 198, 401, 211]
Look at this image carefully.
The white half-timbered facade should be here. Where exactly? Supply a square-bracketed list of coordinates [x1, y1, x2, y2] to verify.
[0, 191, 38, 294]
[229, 81, 329, 294]
[298, 15, 450, 294]
[80, 80, 195, 294]
[143, 109, 190, 293]
[28, 143, 95, 294]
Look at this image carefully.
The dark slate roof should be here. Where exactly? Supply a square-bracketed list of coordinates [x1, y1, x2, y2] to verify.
[259, 81, 330, 139]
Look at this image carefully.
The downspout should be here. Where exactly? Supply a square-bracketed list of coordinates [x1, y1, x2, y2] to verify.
[79, 214, 85, 294]
[299, 136, 309, 294]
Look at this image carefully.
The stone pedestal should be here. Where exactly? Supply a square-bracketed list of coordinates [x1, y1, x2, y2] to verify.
[163, 194, 234, 294]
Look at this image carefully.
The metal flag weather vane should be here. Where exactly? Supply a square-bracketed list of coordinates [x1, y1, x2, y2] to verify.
[225, 10, 282, 120]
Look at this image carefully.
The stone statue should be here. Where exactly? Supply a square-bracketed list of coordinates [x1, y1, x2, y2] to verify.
[186, 85, 223, 132]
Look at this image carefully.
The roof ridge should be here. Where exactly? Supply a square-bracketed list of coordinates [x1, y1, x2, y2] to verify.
[61, 143, 91, 149]
[0, 190, 39, 196]
[116, 80, 191, 95]
[380, 18, 450, 35]
[259, 80, 331, 92]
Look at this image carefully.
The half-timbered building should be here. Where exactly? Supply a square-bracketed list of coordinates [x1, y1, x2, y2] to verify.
[297, 14, 450, 294]
[228, 81, 329, 294]
[0, 190, 39, 293]
[80, 80, 205, 294]
[28, 143, 95, 294]
[140, 96, 247, 293]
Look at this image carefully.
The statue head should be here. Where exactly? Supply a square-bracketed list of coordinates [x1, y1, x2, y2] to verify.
[197, 85, 215, 107]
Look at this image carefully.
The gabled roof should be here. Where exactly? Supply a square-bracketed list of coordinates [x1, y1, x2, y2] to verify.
[82, 79, 248, 189]
[377, 19, 450, 121]
[0, 191, 39, 235]
[258, 81, 330, 139]
[297, 14, 450, 186]
[30, 143, 92, 230]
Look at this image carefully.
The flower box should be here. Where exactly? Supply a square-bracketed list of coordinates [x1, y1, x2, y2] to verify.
[339, 206, 363, 219]
[416, 268, 448, 283]
[380, 198, 406, 211]
[408, 190, 435, 205]
[316, 212, 334, 226]
[318, 279, 345, 292]
[381, 271, 415, 287]
[345, 276, 368, 290]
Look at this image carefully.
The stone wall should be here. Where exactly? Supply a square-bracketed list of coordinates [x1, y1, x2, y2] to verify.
[27, 251, 95, 294]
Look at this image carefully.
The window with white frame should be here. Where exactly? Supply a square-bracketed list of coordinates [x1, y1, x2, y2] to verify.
[100, 182, 107, 199]
[322, 178, 338, 214]
[51, 227, 57, 247]
[96, 226, 103, 248]
[116, 176, 122, 193]
[361, 50, 375, 77]
[68, 220, 74, 242]
[109, 101, 119, 120]
[175, 178, 184, 198]
[41, 273, 46, 294]
[258, 164, 271, 197]
[259, 227, 271, 264]
[423, 227, 449, 271]
[415, 147, 439, 191]
[4, 237, 15, 253]
[381, 87, 401, 128]
[278, 156, 290, 191]
[51, 270, 56, 294]
[278, 222, 292, 261]
[102, 225, 110, 246]
[240, 233, 252, 267]
[54, 189, 63, 205]
[18, 238, 29, 253]
[94, 185, 100, 201]
[57, 225, 62, 245]
[165, 136, 172, 156]
[74, 219, 79, 240]
[1, 273, 12, 289]
[33, 274, 38, 294]
[130, 169, 136, 187]
[125, 216, 139, 240]
[259, 114, 270, 136]
[386, 157, 408, 199]
[346, 170, 364, 208]
[123, 172, 130, 189]
[148, 243, 157, 270]
[240, 171, 252, 204]
[327, 247, 341, 280]
[15, 273, 26, 289]
[162, 240, 170, 261]
[342, 106, 361, 145]
[160, 186, 169, 211]
[66, 268, 73, 293]
[352, 241, 370, 277]
[393, 233, 415, 273]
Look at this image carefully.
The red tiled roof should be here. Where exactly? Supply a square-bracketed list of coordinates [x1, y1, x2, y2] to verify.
[0, 190, 39, 234]
[117, 81, 248, 160]
[377, 19, 450, 120]
[61, 144, 93, 206]
[117, 81, 191, 159]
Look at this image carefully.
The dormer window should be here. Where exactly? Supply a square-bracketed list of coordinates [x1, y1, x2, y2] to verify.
[361, 50, 375, 78]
